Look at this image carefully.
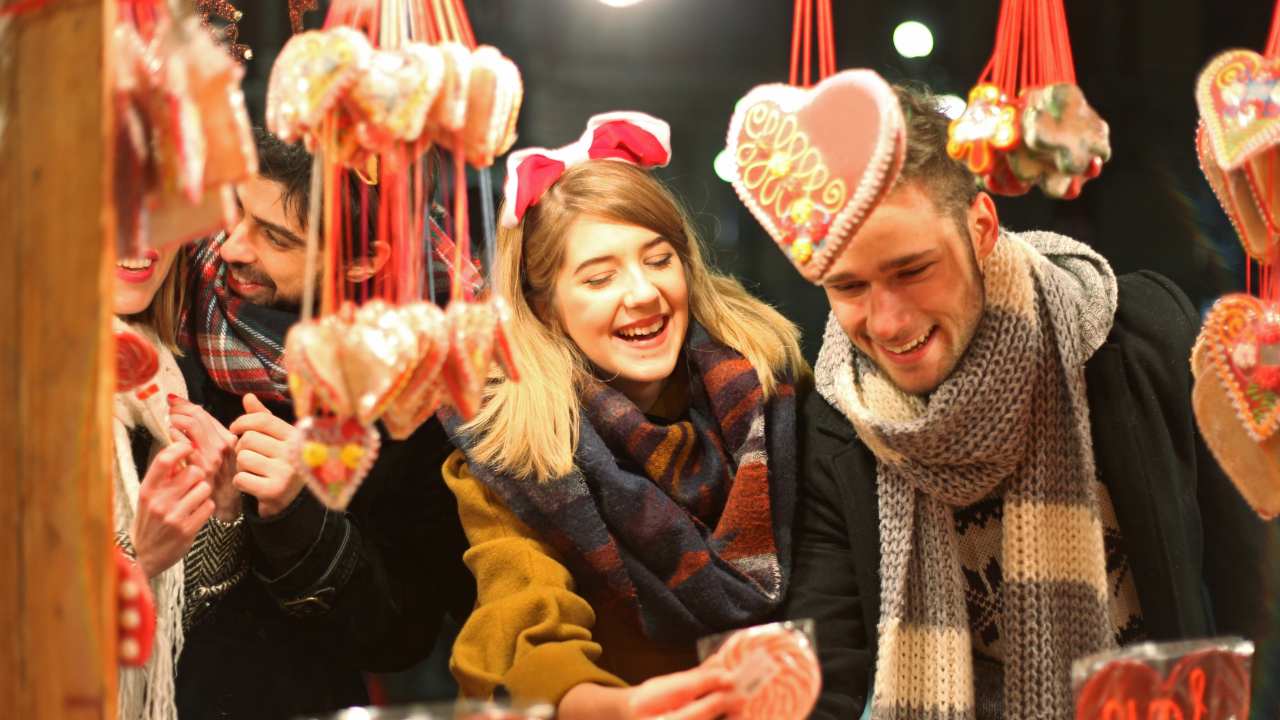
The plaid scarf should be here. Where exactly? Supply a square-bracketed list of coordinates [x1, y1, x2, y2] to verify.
[453, 324, 798, 642]
[815, 231, 1119, 719]
[180, 234, 294, 402]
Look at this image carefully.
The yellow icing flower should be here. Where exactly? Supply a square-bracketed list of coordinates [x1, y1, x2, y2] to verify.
[947, 84, 1020, 175]
[301, 441, 329, 468]
[790, 237, 814, 264]
[340, 442, 366, 469]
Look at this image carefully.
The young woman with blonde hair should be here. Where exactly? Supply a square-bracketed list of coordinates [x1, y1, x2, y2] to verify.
[113, 242, 244, 720]
[444, 113, 808, 720]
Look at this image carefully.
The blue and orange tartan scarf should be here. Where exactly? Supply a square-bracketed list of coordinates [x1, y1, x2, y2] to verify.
[453, 323, 798, 642]
[179, 223, 480, 403]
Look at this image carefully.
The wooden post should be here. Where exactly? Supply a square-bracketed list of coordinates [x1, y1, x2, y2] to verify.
[0, 1, 117, 718]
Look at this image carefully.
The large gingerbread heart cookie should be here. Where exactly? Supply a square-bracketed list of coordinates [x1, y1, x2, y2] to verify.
[727, 70, 905, 284]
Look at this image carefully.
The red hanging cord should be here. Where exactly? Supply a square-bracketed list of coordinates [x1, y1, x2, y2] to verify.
[801, 0, 813, 87]
[1267, 0, 1280, 58]
[789, 0, 803, 86]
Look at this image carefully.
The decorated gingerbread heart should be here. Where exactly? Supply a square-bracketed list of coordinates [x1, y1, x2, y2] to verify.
[285, 318, 351, 417]
[424, 42, 472, 137]
[284, 302, 418, 424]
[1193, 294, 1280, 518]
[1073, 647, 1251, 720]
[947, 83, 1020, 176]
[442, 300, 498, 420]
[348, 300, 419, 425]
[1196, 123, 1277, 261]
[727, 69, 905, 284]
[345, 44, 443, 153]
[382, 302, 450, 440]
[458, 45, 523, 168]
[1196, 49, 1280, 171]
[266, 27, 372, 144]
[293, 415, 380, 510]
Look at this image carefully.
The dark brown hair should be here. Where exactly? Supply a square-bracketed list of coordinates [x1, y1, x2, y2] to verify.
[893, 83, 981, 234]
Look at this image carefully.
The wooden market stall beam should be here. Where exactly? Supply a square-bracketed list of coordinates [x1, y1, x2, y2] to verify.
[0, 1, 117, 718]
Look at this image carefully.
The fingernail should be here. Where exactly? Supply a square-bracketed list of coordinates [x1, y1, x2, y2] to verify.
[167, 394, 179, 402]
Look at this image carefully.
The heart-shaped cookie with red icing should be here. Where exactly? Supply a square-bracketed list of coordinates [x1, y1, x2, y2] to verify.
[382, 302, 450, 440]
[727, 69, 905, 284]
[294, 415, 380, 510]
[442, 300, 498, 421]
[1197, 49, 1280, 171]
[1073, 648, 1251, 720]
[1193, 294, 1280, 518]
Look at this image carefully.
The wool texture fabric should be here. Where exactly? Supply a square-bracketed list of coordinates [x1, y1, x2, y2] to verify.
[814, 230, 1119, 719]
[180, 234, 292, 402]
[113, 319, 190, 720]
[450, 323, 798, 643]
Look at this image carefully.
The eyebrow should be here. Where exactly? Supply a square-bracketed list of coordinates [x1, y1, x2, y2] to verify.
[253, 215, 306, 248]
[823, 250, 936, 286]
[572, 236, 668, 275]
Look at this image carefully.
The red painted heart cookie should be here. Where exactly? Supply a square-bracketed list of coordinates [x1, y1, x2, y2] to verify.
[294, 415, 380, 510]
[1193, 294, 1280, 518]
[1197, 49, 1280, 171]
[727, 69, 905, 284]
[1073, 649, 1251, 720]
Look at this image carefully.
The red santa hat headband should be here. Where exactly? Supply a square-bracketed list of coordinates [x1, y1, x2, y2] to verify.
[501, 111, 672, 228]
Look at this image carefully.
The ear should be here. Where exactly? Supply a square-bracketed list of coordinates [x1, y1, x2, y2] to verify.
[345, 240, 392, 283]
[967, 191, 1000, 261]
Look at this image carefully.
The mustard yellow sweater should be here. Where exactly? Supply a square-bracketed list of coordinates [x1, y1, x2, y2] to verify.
[443, 450, 698, 705]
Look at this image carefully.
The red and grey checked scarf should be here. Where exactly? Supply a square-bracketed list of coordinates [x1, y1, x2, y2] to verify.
[453, 323, 798, 642]
[180, 234, 292, 402]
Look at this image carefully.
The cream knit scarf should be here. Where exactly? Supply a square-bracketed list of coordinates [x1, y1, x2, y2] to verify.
[112, 318, 187, 720]
[814, 231, 1119, 719]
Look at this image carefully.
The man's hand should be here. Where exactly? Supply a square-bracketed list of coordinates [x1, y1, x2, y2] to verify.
[131, 441, 215, 579]
[168, 395, 242, 522]
[228, 393, 304, 518]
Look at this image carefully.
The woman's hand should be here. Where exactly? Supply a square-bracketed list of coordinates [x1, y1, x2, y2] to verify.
[558, 666, 742, 720]
[168, 395, 241, 522]
[130, 441, 215, 579]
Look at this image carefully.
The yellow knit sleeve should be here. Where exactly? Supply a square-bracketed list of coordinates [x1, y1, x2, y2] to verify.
[442, 450, 628, 705]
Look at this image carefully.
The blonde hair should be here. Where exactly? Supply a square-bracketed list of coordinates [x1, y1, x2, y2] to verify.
[124, 245, 190, 354]
[463, 161, 807, 481]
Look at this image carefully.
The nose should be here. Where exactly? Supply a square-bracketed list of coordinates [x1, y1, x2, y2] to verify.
[219, 220, 256, 265]
[621, 265, 660, 307]
[865, 286, 912, 344]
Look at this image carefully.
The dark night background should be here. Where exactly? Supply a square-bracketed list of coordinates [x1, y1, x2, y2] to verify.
[235, 0, 1267, 361]
[226, 1, 1278, 706]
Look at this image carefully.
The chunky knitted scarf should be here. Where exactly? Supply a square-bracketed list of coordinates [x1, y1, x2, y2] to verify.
[180, 234, 293, 402]
[814, 231, 1118, 719]
[453, 323, 798, 642]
